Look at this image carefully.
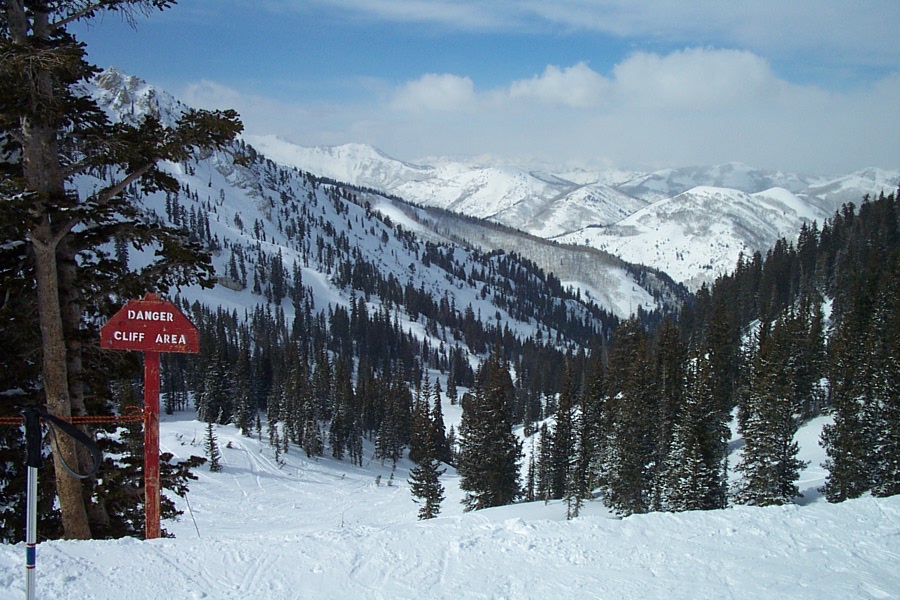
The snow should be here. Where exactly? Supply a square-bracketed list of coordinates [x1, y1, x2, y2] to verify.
[1, 415, 897, 600]
[243, 136, 434, 190]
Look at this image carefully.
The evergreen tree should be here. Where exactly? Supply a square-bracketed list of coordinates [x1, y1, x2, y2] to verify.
[549, 360, 577, 500]
[446, 369, 458, 404]
[565, 390, 594, 519]
[408, 405, 446, 520]
[408, 375, 432, 466]
[649, 318, 684, 511]
[197, 349, 232, 425]
[822, 255, 900, 500]
[665, 353, 724, 511]
[534, 422, 553, 502]
[376, 371, 411, 465]
[232, 339, 255, 436]
[580, 353, 609, 505]
[457, 353, 521, 511]
[735, 320, 808, 506]
[0, 0, 241, 539]
[600, 319, 654, 515]
[408, 456, 446, 520]
[329, 359, 358, 462]
[819, 329, 869, 500]
[524, 437, 537, 503]
[859, 264, 900, 497]
[430, 381, 451, 464]
[205, 421, 223, 473]
[792, 294, 827, 420]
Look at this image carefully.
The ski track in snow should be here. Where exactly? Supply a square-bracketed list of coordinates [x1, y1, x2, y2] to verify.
[1, 416, 898, 600]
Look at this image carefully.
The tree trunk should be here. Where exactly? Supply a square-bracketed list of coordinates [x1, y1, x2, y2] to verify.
[30, 231, 92, 540]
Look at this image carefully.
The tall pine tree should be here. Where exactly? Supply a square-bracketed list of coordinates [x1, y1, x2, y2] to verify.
[735, 319, 808, 506]
[457, 352, 521, 511]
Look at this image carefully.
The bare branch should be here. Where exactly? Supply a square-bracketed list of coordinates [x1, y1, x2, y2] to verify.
[50, 1, 108, 29]
[92, 162, 154, 207]
[51, 1, 177, 30]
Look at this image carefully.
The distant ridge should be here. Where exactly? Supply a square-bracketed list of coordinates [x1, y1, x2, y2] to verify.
[243, 135, 899, 289]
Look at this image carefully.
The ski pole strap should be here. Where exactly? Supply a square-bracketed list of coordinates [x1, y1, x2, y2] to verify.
[44, 410, 102, 479]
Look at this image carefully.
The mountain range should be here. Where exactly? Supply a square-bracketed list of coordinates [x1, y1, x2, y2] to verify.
[87, 66, 897, 311]
[247, 134, 898, 290]
[85, 68, 685, 322]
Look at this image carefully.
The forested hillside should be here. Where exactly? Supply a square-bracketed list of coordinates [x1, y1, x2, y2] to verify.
[0, 61, 896, 542]
[526, 191, 899, 516]
[1, 68, 637, 539]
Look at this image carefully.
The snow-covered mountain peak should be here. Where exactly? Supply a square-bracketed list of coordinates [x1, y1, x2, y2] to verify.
[244, 135, 434, 190]
[88, 66, 184, 128]
[558, 184, 830, 290]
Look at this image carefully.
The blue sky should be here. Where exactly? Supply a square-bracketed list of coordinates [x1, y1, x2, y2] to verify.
[74, 0, 899, 174]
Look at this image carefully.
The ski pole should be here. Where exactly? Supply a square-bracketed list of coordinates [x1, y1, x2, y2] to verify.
[22, 408, 42, 600]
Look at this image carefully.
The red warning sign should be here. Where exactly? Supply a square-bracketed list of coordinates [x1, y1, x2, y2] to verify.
[100, 294, 199, 353]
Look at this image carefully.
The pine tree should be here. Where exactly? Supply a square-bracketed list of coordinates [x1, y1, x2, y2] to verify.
[664, 353, 724, 511]
[549, 360, 577, 500]
[861, 264, 899, 496]
[408, 376, 432, 466]
[649, 318, 684, 511]
[408, 457, 446, 520]
[600, 319, 654, 515]
[408, 406, 446, 520]
[524, 437, 537, 502]
[580, 353, 610, 504]
[430, 382, 451, 464]
[446, 369, 458, 404]
[819, 303, 871, 501]
[534, 422, 553, 502]
[376, 371, 411, 465]
[232, 339, 255, 436]
[822, 256, 900, 500]
[329, 360, 357, 461]
[197, 349, 232, 425]
[735, 319, 808, 506]
[457, 353, 521, 511]
[205, 421, 223, 473]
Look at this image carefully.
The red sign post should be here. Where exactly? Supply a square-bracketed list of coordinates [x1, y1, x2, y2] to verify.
[100, 294, 199, 539]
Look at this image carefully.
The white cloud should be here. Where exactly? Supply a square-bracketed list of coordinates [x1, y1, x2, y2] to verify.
[507, 62, 610, 108]
[390, 73, 477, 112]
[611, 48, 779, 110]
[180, 80, 359, 147]
[376, 48, 898, 173]
[391, 48, 785, 114]
[190, 47, 899, 175]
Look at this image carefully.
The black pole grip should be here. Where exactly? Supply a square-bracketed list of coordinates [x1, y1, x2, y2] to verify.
[22, 408, 43, 469]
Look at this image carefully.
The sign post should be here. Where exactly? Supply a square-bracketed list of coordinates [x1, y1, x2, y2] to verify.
[100, 294, 199, 539]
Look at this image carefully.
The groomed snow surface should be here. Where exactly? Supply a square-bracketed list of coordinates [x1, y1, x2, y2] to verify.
[1, 414, 897, 600]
